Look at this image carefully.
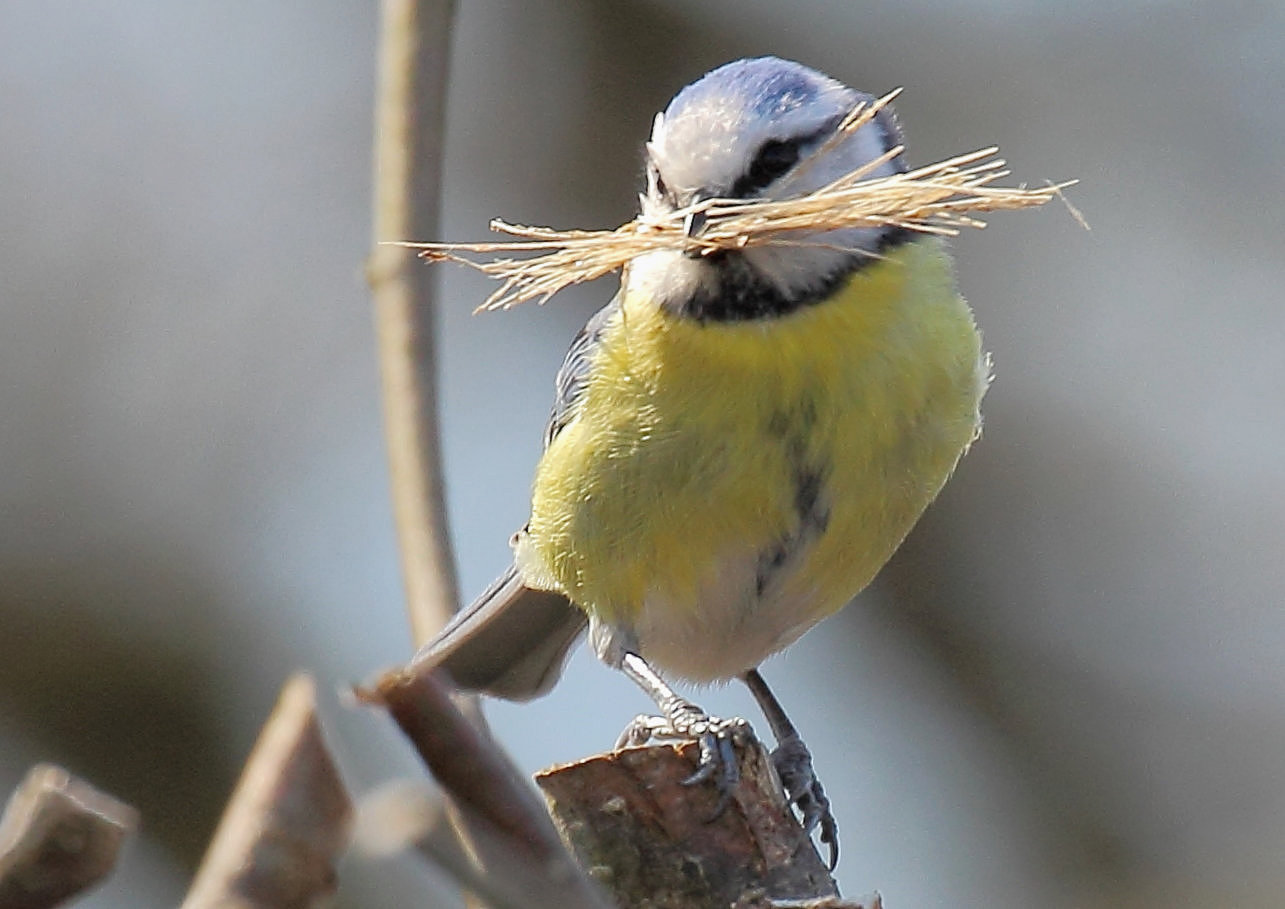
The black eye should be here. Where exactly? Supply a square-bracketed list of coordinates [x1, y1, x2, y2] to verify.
[731, 138, 803, 198]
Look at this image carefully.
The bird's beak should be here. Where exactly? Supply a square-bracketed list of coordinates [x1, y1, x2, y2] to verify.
[684, 209, 708, 239]
[683, 206, 709, 260]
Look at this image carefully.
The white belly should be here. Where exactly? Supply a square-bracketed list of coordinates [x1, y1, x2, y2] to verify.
[606, 544, 828, 683]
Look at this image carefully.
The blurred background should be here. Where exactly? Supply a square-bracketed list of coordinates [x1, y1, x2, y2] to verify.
[2, 1, 1283, 906]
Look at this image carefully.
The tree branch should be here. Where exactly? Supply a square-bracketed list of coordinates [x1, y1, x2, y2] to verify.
[537, 741, 845, 908]
[368, 0, 460, 647]
[0, 764, 137, 909]
[181, 674, 351, 909]
[362, 666, 611, 909]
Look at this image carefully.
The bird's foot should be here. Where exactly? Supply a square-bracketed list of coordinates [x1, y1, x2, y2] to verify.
[617, 702, 754, 816]
[770, 733, 839, 870]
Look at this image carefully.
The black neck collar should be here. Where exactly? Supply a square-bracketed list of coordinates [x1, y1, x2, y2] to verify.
[668, 228, 914, 323]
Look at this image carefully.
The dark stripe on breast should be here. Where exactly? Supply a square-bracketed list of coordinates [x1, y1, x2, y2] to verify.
[754, 401, 833, 597]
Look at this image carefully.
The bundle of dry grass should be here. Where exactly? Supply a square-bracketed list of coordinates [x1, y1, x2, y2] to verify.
[393, 90, 1077, 312]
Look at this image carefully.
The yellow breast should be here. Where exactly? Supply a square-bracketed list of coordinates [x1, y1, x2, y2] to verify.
[516, 238, 987, 681]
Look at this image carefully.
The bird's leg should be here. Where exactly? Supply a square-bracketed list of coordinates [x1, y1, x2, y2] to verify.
[741, 668, 839, 869]
[615, 651, 752, 815]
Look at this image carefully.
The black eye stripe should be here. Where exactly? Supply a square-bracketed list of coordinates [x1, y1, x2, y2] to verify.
[729, 122, 835, 199]
[735, 139, 802, 196]
[648, 113, 874, 205]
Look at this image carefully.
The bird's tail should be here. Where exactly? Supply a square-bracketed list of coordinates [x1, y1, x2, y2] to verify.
[409, 564, 587, 701]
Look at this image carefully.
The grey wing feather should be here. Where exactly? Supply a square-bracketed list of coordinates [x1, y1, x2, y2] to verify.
[410, 564, 587, 701]
[545, 294, 621, 446]
[413, 296, 620, 701]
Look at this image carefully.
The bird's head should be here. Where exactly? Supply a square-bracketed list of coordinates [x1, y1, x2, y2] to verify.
[634, 57, 906, 316]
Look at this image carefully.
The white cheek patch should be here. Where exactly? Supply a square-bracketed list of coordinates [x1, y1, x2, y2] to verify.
[625, 249, 715, 310]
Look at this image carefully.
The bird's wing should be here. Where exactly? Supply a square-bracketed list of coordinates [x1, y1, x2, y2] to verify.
[544, 293, 622, 446]
[410, 295, 622, 700]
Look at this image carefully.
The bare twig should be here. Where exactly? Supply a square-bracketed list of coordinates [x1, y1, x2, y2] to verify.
[0, 764, 137, 909]
[362, 667, 546, 845]
[367, 0, 461, 648]
[359, 780, 608, 909]
[352, 781, 476, 886]
[367, 6, 531, 907]
[358, 668, 611, 909]
[181, 674, 352, 909]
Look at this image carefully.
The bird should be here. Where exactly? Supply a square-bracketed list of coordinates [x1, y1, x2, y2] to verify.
[413, 56, 989, 867]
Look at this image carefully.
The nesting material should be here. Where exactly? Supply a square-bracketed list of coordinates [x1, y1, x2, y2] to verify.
[393, 90, 1076, 312]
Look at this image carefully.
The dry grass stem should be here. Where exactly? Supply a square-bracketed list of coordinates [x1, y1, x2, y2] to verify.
[390, 89, 1075, 312]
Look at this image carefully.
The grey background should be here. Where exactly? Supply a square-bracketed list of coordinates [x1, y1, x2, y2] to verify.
[2, 1, 1282, 906]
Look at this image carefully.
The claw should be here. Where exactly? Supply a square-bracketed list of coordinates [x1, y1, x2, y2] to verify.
[681, 733, 721, 787]
[614, 653, 760, 819]
[682, 725, 745, 817]
[770, 734, 839, 869]
[617, 707, 752, 817]
[615, 714, 669, 750]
